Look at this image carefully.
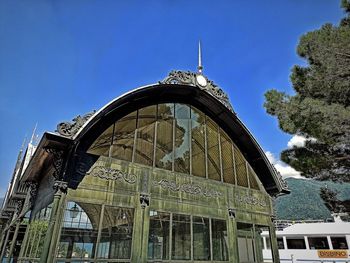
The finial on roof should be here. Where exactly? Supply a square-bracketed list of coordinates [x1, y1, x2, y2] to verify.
[198, 41, 203, 74]
[30, 123, 37, 144]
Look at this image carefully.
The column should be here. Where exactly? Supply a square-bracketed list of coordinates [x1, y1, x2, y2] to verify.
[131, 193, 150, 263]
[39, 181, 67, 263]
[6, 221, 21, 263]
[227, 209, 239, 263]
[269, 221, 281, 263]
[0, 226, 12, 262]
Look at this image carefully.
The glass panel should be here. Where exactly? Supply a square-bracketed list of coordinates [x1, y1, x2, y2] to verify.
[277, 238, 284, 249]
[111, 111, 137, 162]
[220, 130, 235, 184]
[24, 203, 52, 260]
[174, 104, 190, 174]
[193, 217, 210, 260]
[234, 147, 248, 187]
[88, 125, 114, 157]
[155, 104, 174, 171]
[308, 237, 329, 249]
[237, 222, 254, 263]
[286, 239, 306, 249]
[331, 236, 348, 249]
[206, 117, 221, 181]
[148, 211, 170, 260]
[134, 105, 156, 166]
[171, 214, 191, 260]
[248, 165, 260, 190]
[212, 219, 228, 261]
[191, 107, 206, 178]
[98, 206, 134, 259]
[57, 202, 100, 260]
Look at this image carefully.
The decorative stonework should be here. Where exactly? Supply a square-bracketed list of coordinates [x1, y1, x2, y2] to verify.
[53, 180, 68, 194]
[153, 179, 222, 198]
[15, 200, 24, 216]
[87, 166, 137, 184]
[228, 208, 236, 218]
[160, 70, 234, 112]
[235, 194, 267, 207]
[140, 193, 150, 209]
[56, 110, 96, 138]
[44, 147, 64, 180]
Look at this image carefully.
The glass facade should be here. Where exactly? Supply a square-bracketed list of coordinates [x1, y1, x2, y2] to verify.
[148, 211, 228, 262]
[237, 223, 272, 263]
[88, 103, 262, 190]
[56, 202, 134, 262]
[22, 203, 52, 261]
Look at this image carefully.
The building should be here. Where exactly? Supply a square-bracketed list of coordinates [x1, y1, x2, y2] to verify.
[0, 59, 289, 262]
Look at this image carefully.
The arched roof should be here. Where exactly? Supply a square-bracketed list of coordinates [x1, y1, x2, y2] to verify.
[63, 71, 289, 196]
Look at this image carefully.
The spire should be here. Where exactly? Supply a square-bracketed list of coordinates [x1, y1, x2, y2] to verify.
[30, 123, 37, 145]
[197, 41, 203, 74]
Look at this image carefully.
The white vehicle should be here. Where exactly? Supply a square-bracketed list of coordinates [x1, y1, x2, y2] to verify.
[262, 214, 350, 263]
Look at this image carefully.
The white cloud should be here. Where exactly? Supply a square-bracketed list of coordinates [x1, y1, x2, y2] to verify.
[287, 135, 316, 148]
[265, 151, 304, 179]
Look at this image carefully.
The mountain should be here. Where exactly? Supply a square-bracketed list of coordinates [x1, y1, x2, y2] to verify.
[274, 178, 350, 220]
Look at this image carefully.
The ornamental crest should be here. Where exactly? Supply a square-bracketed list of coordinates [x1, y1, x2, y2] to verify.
[160, 70, 234, 113]
[56, 110, 96, 138]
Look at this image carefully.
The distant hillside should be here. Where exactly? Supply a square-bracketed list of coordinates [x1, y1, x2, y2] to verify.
[275, 178, 350, 220]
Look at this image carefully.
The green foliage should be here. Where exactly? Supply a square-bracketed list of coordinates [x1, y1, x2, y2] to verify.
[275, 178, 350, 220]
[264, 2, 350, 182]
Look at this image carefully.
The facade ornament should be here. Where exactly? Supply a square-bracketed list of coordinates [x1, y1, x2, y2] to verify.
[56, 110, 96, 138]
[53, 180, 68, 194]
[87, 166, 137, 184]
[44, 147, 64, 180]
[14, 200, 24, 217]
[160, 70, 234, 113]
[273, 167, 289, 193]
[228, 208, 236, 219]
[153, 179, 222, 198]
[27, 182, 38, 208]
[140, 193, 150, 209]
[235, 193, 267, 207]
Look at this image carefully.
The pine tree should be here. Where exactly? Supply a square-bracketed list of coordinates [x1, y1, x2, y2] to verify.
[264, 1, 350, 182]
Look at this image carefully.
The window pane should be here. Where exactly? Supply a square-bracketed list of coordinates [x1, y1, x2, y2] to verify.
[134, 105, 156, 166]
[255, 225, 271, 263]
[247, 165, 260, 190]
[57, 202, 101, 260]
[220, 130, 235, 184]
[206, 118, 221, 181]
[191, 107, 206, 178]
[308, 237, 329, 250]
[174, 104, 190, 174]
[277, 238, 284, 249]
[88, 125, 114, 157]
[212, 219, 228, 261]
[331, 237, 348, 249]
[155, 104, 174, 171]
[234, 147, 248, 187]
[111, 111, 137, 162]
[237, 223, 254, 263]
[98, 206, 134, 259]
[286, 239, 306, 249]
[172, 214, 191, 260]
[193, 217, 210, 260]
[148, 211, 170, 260]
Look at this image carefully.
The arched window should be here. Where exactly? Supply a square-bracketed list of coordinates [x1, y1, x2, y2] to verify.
[87, 103, 262, 190]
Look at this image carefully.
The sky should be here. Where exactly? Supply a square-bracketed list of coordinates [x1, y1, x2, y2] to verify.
[0, 0, 345, 197]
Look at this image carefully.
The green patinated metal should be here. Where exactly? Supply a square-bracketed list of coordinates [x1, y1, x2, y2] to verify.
[0, 71, 288, 263]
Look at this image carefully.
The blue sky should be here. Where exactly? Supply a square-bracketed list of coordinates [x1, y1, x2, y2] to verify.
[0, 0, 344, 196]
